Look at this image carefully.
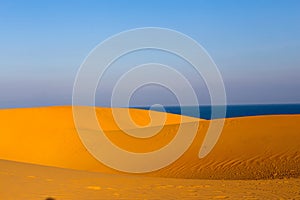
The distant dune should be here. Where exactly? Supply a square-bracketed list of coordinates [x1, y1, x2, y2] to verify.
[1, 106, 299, 180]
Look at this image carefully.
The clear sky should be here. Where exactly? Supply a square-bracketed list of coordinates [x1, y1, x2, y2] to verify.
[0, 0, 299, 107]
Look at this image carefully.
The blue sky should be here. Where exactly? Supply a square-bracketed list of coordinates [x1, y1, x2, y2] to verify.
[0, 0, 299, 107]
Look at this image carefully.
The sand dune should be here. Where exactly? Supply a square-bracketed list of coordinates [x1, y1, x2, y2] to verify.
[1, 159, 300, 200]
[0, 106, 300, 180]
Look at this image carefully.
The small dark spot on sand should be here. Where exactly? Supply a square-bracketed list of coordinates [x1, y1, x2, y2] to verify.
[45, 197, 55, 200]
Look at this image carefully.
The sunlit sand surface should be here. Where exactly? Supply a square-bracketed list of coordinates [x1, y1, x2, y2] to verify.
[1, 160, 300, 200]
[1, 106, 300, 199]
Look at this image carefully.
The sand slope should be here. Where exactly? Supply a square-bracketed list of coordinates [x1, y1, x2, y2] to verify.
[0, 106, 300, 179]
[1, 159, 300, 200]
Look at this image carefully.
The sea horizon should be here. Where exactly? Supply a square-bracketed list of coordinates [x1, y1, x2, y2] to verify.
[1, 103, 300, 120]
[134, 103, 300, 119]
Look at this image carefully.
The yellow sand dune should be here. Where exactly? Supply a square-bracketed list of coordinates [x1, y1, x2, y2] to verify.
[0, 106, 300, 179]
[1, 159, 300, 200]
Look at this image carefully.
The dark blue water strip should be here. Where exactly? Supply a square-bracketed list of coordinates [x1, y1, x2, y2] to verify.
[133, 104, 300, 120]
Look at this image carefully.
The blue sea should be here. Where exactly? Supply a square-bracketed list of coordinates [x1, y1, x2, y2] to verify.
[134, 104, 300, 120]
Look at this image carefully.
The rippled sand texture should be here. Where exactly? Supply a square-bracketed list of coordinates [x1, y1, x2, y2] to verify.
[0, 106, 300, 199]
[1, 160, 300, 200]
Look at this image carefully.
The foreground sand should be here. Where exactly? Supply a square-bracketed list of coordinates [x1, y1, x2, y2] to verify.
[0, 106, 300, 199]
[1, 159, 300, 200]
